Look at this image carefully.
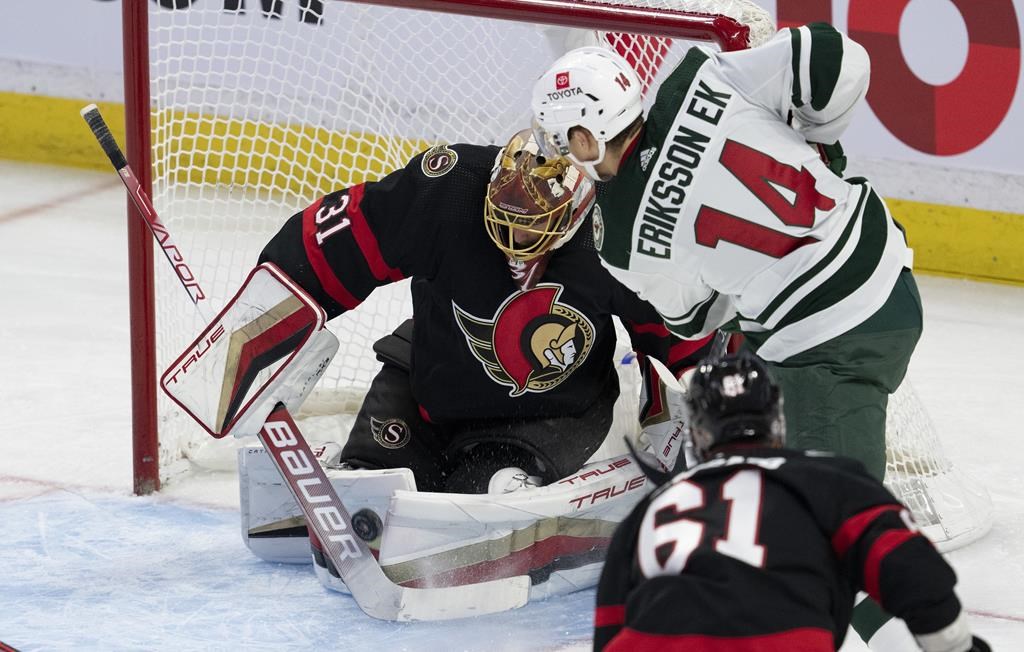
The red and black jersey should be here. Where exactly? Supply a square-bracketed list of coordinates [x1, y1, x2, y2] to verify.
[259, 143, 711, 423]
[595, 448, 963, 651]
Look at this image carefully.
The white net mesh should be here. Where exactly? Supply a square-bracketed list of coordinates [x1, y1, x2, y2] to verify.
[145, 0, 735, 476]
[143, 0, 990, 548]
[884, 382, 993, 550]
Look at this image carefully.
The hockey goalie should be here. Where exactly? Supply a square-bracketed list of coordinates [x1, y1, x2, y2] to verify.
[163, 128, 714, 605]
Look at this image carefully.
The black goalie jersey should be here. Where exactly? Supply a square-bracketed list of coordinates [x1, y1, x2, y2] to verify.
[595, 449, 964, 651]
[259, 143, 709, 423]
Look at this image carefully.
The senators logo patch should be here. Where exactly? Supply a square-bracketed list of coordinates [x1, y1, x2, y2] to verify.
[592, 204, 605, 252]
[421, 145, 459, 178]
[453, 284, 595, 396]
[370, 417, 411, 449]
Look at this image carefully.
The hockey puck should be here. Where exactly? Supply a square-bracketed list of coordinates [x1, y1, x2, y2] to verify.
[351, 508, 382, 542]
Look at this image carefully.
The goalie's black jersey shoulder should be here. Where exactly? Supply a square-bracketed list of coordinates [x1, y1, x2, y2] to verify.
[360, 143, 501, 276]
[258, 142, 500, 316]
[363, 142, 498, 227]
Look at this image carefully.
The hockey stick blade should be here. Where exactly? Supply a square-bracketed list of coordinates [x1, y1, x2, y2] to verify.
[81, 105, 530, 620]
[648, 356, 687, 395]
[258, 405, 530, 620]
[650, 330, 731, 396]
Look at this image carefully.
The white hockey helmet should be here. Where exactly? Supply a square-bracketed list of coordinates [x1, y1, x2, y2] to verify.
[531, 46, 643, 180]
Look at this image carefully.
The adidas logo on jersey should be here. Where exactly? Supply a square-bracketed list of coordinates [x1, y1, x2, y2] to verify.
[639, 147, 657, 172]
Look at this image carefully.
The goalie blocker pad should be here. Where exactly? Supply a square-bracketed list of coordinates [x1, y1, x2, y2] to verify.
[161, 263, 340, 439]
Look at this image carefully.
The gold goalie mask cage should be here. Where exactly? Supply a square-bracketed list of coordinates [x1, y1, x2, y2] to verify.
[485, 129, 596, 261]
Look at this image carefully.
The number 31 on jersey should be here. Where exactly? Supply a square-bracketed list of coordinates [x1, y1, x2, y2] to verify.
[314, 193, 351, 246]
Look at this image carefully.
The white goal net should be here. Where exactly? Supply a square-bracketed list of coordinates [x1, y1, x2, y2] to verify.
[130, 0, 991, 550]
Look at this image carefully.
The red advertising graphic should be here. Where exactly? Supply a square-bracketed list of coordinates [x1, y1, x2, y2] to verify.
[779, 0, 1021, 156]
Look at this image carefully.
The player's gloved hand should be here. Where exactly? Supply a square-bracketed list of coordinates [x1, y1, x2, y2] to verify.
[811, 140, 847, 177]
[968, 635, 992, 652]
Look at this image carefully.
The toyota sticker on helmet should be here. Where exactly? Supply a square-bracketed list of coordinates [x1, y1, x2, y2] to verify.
[555, 71, 570, 90]
[545, 87, 584, 101]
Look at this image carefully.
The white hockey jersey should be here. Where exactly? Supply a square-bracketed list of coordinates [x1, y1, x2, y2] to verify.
[595, 24, 912, 361]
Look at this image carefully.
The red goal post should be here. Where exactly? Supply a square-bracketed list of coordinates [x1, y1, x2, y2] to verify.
[344, 0, 755, 49]
[123, 0, 156, 495]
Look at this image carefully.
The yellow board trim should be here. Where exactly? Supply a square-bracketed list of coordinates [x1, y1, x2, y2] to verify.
[151, 108, 431, 197]
[2, 91, 1022, 284]
[0, 92, 127, 170]
[0, 91, 431, 197]
[890, 199, 1024, 286]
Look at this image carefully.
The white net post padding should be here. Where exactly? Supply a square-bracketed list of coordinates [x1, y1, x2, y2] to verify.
[139, 0, 992, 550]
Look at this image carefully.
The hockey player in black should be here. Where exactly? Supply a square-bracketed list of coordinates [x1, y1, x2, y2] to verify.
[595, 351, 990, 652]
[259, 130, 712, 493]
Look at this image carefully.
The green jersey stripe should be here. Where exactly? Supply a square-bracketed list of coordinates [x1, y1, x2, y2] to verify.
[755, 183, 869, 324]
[664, 289, 717, 324]
[807, 22, 844, 111]
[773, 187, 889, 331]
[597, 48, 710, 270]
[789, 27, 803, 108]
[664, 291, 720, 338]
[648, 48, 711, 131]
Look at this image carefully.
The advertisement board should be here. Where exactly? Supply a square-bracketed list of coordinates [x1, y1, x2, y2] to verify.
[2, 0, 1022, 174]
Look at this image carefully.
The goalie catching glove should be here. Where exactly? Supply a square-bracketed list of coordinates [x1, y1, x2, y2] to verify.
[161, 263, 339, 439]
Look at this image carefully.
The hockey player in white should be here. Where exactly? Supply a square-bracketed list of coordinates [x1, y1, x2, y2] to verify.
[531, 23, 925, 650]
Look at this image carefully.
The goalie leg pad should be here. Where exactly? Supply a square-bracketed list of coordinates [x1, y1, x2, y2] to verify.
[239, 445, 416, 565]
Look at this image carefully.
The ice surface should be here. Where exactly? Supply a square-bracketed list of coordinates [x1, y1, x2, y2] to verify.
[1, 161, 1021, 650]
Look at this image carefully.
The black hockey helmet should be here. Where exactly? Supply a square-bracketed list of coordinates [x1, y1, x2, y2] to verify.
[686, 351, 785, 462]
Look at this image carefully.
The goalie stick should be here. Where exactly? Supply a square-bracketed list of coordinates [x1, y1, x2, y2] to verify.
[80, 104, 530, 621]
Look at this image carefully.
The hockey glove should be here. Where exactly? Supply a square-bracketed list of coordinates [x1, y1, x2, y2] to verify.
[161, 263, 339, 439]
[812, 140, 847, 177]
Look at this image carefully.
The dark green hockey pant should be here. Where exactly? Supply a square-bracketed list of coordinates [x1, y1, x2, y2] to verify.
[766, 269, 923, 480]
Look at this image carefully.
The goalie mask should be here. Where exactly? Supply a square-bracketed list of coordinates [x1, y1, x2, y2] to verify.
[686, 351, 785, 462]
[485, 129, 596, 263]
